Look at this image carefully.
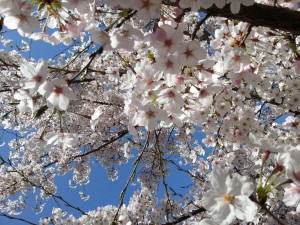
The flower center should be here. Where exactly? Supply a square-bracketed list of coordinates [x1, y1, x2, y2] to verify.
[33, 75, 42, 83]
[146, 79, 154, 85]
[184, 49, 193, 58]
[165, 60, 173, 69]
[167, 91, 175, 99]
[223, 194, 234, 203]
[53, 86, 63, 94]
[146, 110, 155, 119]
[164, 39, 173, 48]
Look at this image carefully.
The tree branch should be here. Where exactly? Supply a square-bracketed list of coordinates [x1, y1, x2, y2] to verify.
[162, 1, 300, 35]
[0, 213, 37, 225]
[205, 3, 300, 35]
[162, 207, 206, 225]
[73, 129, 128, 159]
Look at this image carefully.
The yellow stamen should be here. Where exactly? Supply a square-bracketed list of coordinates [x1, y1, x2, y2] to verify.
[223, 194, 234, 203]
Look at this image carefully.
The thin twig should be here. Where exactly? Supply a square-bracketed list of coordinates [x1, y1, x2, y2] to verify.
[69, 46, 103, 82]
[111, 132, 150, 224]
[0, 213, 37, 225]
[161, 207, 206, 225]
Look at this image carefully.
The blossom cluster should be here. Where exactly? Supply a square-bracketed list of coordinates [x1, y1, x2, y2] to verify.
[0, 0, 300, 225]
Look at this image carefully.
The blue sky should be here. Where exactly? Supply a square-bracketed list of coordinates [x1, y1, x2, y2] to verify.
[0, 29, 200, 224]
[0, 128, 194, 224]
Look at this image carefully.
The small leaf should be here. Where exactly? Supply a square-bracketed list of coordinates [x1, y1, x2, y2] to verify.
[37, 2, 45, 11]
[54, 1, 62, 9]
[8, 102, 19, 105]
[34, 105, 48, 119]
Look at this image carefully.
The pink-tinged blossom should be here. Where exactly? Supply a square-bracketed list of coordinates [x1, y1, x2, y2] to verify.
[283, 183, 300, 211]
[91, 29, 111, 48]
[226, 0, 255, 14]
[179, 0, 201, 11]
[51, 31, 73, 46]
[47, 132, 78, 150]
[20, 59, 48, 92]
[134, 59, 163, 91]
[154, 55, 181, 81]
[284, 150, 300, 185]
[0, 0, 19, 15]
[128, 0, 161, 20]
[292, 58, 300, 75]
[4, 10, 40, 36]
[111, 24, 143, 51]
[61, 0, 92, 14]
[156, 87, 185, 112]
[223, 47, 250, 73]
[38, 78, 76, 111]
[30, 32, 60, 46]
[105, 0, 134, 9]
[202, 169, 257, 225]
[133, 104, 167, 131]
[249, 132, 289, 153]
[178, 41, 207, 67]
[152, 24, 183, 55]
[13, 89, 34, 114]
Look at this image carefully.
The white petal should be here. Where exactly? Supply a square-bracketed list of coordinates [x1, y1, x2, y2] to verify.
[4, 15, 20, 30]
[62, 87, 76, 100]
[202, 190, 221, 211]
[197, 219, 217, 225]
[242, 0, 254, 6]
[233, 196, 258, 222]
[58, 94, 69, 111]
[230, 2, 241, 14]
[212, 204, 235, 225]
[20, 63, 36, 78]
[47, 93, 59, 108]
[21, 15, 40, 33]
[211, 169, 229, 193]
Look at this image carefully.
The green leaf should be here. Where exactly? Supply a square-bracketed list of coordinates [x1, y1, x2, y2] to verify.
[34, 105, 48, 119]
[54, 1, 62, 9]
[147, 52, 155, 60]
[8, 102, 19, 105]
[37, 2, 45, 11]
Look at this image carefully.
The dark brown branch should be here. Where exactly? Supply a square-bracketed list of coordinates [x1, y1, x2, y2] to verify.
[69, 46, 103, 83]
[2, 160, 87, 216]
[73, 129, 128, 159]
[191, 13, 210, 40]
[0, 213, 37, 225]
[162, 1, 300, 35]
[0, 89, 12, 92]
[162, 207, 206, 225]
[249, 91, 300, 116]
[205, 3, 300, 35]
[43, 130, 128, 168]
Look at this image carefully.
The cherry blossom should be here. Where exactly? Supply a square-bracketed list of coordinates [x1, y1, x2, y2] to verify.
[226, 0, 255, 14]
[13, 89, 34, 114]
[38, 78, 76, 111]
[202, 169, 257, 224]
[19, 59, 48, 92]
[0, 0, 299, 224]
[178, 40, 207, 67]
[3, 10, 40, 36]
[283, 183, 300, 212]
